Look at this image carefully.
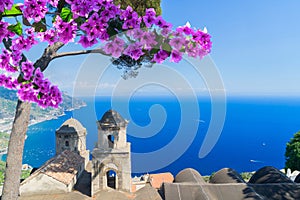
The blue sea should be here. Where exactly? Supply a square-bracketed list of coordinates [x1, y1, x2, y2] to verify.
[5, 96, 300, 176]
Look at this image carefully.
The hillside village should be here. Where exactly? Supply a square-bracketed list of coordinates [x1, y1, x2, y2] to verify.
[13, 109, 300, 200]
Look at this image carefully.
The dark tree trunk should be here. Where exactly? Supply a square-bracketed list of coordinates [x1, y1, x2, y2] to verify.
[2, 100, 31, 200]
[1, 42, 64, 200]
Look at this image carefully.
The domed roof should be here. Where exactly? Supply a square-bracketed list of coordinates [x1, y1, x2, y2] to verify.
[249, 166, 293, 184]
[209, 168, 245, 184]
[98, 109, 127, 130]
[56, 118, 86, 134]
[295, 173, 300, 183]
[175, 168, 206, 184]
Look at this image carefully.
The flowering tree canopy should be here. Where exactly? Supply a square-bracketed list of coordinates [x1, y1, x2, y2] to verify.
[0, 0, 212, 109]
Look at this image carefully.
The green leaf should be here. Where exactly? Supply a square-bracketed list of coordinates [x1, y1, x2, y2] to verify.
[162, 42, 172, 53]
[150, 48, 160, 55]
[75, 17, 85, 27]
[107, 19, 123, 37]
[8, 22, 22, 36]
[3, 4, 22, 17]
[60, 7, 73, 22]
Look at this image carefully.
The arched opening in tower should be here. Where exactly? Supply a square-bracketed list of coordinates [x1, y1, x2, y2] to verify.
[108, 135, 115, 148]
[106, 170, 116, 189]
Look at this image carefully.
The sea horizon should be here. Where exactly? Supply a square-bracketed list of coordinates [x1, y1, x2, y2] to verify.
[2, 95, 300, 176]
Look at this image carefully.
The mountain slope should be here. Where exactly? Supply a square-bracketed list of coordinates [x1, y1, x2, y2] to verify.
[0, 88, 86, 132]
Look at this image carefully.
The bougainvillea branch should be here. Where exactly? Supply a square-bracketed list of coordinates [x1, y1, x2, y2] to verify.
[0, 0, 212, 109]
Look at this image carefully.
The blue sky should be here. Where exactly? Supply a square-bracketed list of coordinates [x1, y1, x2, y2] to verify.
[161, 0, 300, 96]
[21, 1, 300, 96]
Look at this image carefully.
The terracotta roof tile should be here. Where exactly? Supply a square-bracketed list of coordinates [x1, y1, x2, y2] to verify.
[25, 150, 84, 186]
[149, 173, 174, 189]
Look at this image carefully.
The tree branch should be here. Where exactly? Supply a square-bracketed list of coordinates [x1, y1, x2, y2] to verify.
[52, 48, 109, 60]
[34, 42, 64, 71]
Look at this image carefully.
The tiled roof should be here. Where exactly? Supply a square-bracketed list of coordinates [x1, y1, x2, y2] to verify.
[249, 166, 294, 184]
[175, 168, 206, 184]
[163, 167, 300, 200]
[209, 168, 245, 184]
[24, 150, 84, 186]
[99, 109, 127, 129]
[56, 118, 86, 134]
[149, 173, 174, 189]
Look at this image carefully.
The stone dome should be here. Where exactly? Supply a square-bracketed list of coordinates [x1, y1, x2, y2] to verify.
[209, 168, 245, 184]
[175, 168, 206, 184]
[56, 118, 86, 135]
[249, 166, 293, 184]
[98, 109, 127, 130]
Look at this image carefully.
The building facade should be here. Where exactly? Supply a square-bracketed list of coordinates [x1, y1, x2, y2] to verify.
[91, 110, 132, 195]
[55, 118, 89, 167]
[20, 118, 88, 196]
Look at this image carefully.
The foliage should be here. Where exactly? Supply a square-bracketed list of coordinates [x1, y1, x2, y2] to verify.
[285, 131, 300, 171]
[0, 0, 211, 109]
[21, 169, 31, 180]
[240, 172, 254, 182]
[0, 132, 9, 149]
[209, 172, 216, 181]
[114, 0, 162, 16]
[0, 1, 212, 198]
[202, 175, 210, 182]
[0, 87, 85, 121]
[205, 171, 254, 183]
[0, 161, 31, 185]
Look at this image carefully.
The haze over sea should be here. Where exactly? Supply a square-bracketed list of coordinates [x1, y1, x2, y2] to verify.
[8, 95, 300, 176]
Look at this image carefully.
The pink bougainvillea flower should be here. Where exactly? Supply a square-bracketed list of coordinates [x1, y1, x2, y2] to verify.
[0, 1, 212, 108]
[123, 43, 144, 60]
[170, 49, 183, 63]
[0, 74, 18, 90]
[192, 29, 212, 52]
[0, 21, 14, 42]
[21, 61, 34, 80]
[104, 37, 125, 58]
[21, 0, 48, 22]
[169, 36, 186, 51]
[121, 6, 141, 29]
[0, 0, 13, 13]
[78, 36, 98, 48]
[153, 49, 169, 64]
[66, 0, 94, 18]
[53, 16, 77, 44]
[37, 29, 58, 45]
[143, 8, 156, 28]
[0, 49, 17, 72]
[140, 31, 157, 50]
[48, 0, 58, 7]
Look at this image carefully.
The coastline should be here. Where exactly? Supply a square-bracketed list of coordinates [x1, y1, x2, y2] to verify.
[0, 103, 86, 134]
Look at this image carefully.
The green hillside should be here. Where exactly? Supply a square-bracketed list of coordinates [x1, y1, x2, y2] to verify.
[0, 88, 86, 149]
[0, 88, 86, 121]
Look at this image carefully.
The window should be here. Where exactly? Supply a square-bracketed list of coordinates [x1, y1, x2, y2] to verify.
[64, 135, 69, 139]
[107, 170, 116, 189]
[65, 140, 69, 147]
[108, 135, 115, 148]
